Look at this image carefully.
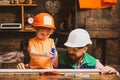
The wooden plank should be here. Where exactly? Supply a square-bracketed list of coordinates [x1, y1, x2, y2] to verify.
[88, 39, 103, 64]
[0, 69, 100, 74]
[86, 18, 119, 38]
[105, 40, 119, 65]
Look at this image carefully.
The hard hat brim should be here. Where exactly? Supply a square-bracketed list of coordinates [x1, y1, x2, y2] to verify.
[64, 41, 92, 48]
[32, 25, 56, 29]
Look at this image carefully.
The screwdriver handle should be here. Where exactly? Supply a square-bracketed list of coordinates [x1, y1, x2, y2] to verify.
[51, 48, 55, 59]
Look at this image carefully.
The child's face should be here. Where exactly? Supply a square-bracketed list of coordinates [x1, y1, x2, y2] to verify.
[36, 27, 54, 40]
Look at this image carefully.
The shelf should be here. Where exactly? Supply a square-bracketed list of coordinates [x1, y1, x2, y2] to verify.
[0, 29, 36, 32]
[0, 4, 37, 32]
[57, 32, 69, 35]
[0, 4, 37, 6]
[57, 48, 67, 53]
[19, 29, 36, 32]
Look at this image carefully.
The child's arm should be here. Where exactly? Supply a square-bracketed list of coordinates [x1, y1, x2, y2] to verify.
[52, 51, 58, 68]
[29, 49, 52, 57]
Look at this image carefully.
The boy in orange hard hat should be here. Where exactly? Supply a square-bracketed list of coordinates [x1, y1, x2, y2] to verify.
[17, 13, 58, 69]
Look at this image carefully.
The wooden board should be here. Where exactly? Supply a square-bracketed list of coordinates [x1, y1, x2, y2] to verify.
[0, 69, 120, 80]
[86, 18, 120, 38]
[0, 69, 100, 74]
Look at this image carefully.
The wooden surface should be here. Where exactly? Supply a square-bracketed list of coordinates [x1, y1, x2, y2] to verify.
[0, 74, 119, 80]
[0, 69, 119, 80]
[0, 69, 100, 74]
[86, 18, 120, 38]
[0, 4, 37, 32]
[75, 0, 120, 66]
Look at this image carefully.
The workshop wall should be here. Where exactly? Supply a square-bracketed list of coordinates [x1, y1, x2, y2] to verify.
[0, 0, 120, 69]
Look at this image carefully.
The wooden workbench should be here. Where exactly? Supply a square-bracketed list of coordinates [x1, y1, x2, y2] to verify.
[0, 69, 119, 80]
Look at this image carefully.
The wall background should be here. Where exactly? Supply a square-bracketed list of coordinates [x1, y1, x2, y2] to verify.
[0, 0, 120, 69]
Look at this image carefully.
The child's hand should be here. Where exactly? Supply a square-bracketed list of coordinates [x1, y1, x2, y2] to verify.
[17, 63, 29, 69]
[46, 51, 57, 58]
[46, 52, 53, 58]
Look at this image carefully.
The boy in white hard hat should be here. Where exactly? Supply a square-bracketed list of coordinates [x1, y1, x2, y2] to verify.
[58, 28, 119, 75]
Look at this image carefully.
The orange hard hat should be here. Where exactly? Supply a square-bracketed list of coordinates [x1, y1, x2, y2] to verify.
[32, 13, 56, 29]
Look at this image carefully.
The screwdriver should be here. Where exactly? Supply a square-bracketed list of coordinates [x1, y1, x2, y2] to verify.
[50, 48, 55, 68]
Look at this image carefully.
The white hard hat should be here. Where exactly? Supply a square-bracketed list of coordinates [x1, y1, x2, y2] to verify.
[64, 28, 92, 47]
